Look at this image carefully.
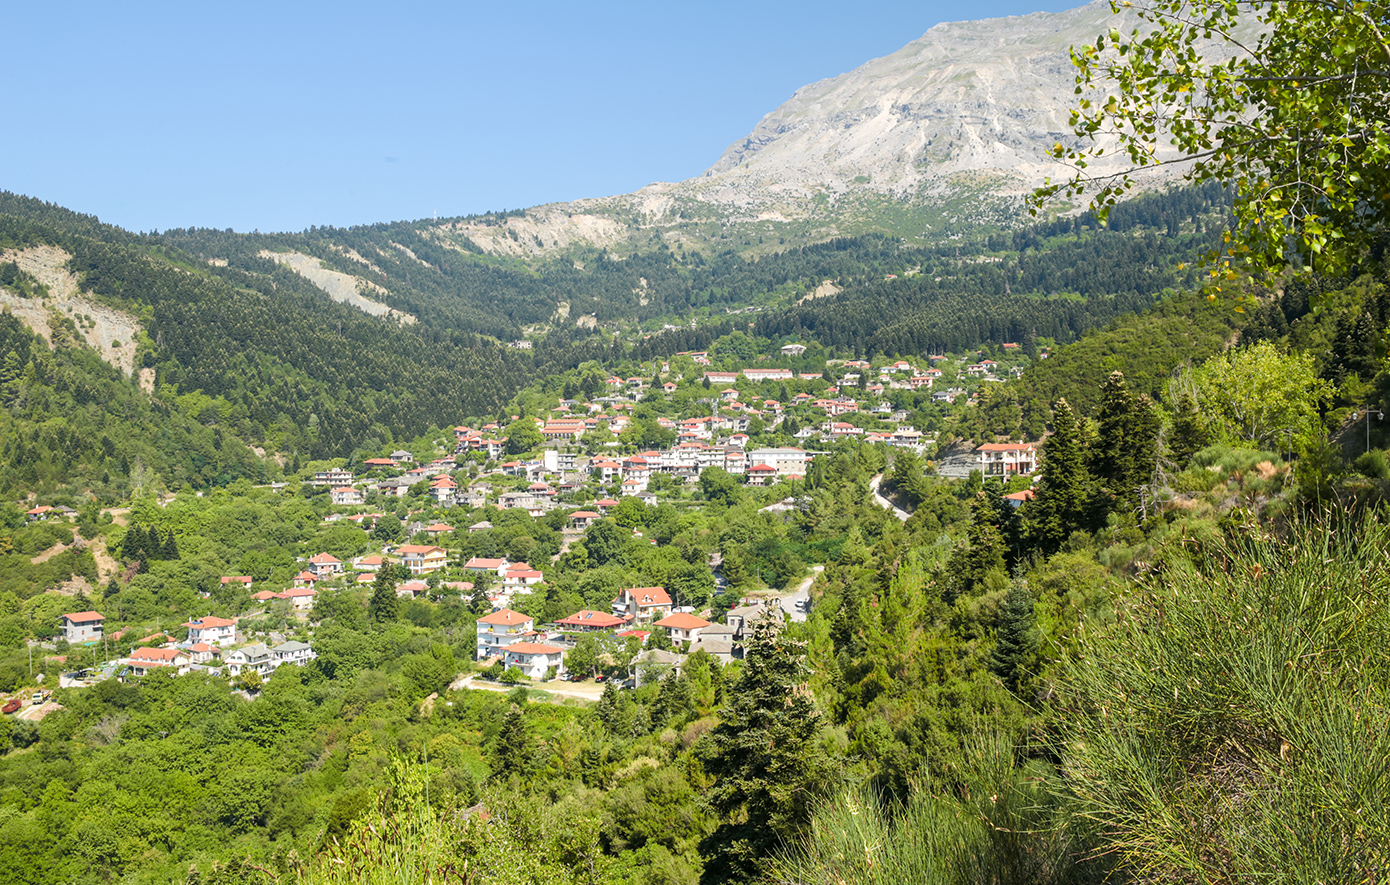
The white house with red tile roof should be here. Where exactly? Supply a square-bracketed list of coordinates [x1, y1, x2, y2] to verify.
[568, 510, 600, 529]
[476, 608, 535, 659]
[556, 610, 629, 632]
[292, 571, 319, 589]
[975, 442, 1038, 477]
[307, 553, 343, 576]
[423, 523, 454, 538]
[464, 556, 509, 577]
[184, 616, 238, 646]
[330, 487, 364, 506]
[591, 460, 623, 482]
[220, 576, 254, 589]
[282, 587, 317, 611]
[128, 646, 191, 677]
[60, 611, 105, 643]
[397, 544, 448, 575]
[594, 498, 619, 514]
[503, 563, 544, 593]
[654, 612, 711, 644]
[352, 554, 385, 571]
[187, 642, 220, 664]
[252, 589, 284, 603]
[612, 586, 673, 620]
[746, 464, 777, 486]
[503, 642, 565, 679]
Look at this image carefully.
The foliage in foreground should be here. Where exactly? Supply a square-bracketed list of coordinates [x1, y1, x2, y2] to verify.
[1058, 512, 1390, 882]
[1040, 0, 1390, 282]
[768, 739, 1107, 885]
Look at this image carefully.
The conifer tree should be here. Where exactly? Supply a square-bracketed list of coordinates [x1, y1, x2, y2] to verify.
[1092, 372, 1161, 516]
[1025, 398, 1093, 554]
[1167, 390, 1210, 466]
[991, 582, 1038, 694]
[158, 528, 179, 560]
[369, 572, 399, 623]
[492, 704, 532, 781]
[698, 616, 829, 884]
[945, 494, 1007, 603]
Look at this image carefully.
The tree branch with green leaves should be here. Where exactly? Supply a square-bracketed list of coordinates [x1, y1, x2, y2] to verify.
[1032, 0, 1390, 288]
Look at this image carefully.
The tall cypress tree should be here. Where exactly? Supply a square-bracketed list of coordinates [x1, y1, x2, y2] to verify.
[1025, 398, 1093, 554]
[369, 572, 400, 623]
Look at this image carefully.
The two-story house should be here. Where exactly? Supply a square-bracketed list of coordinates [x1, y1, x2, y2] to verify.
[476, 608, 535, 660]
[60, 611, 104, 644]
[397, 545, 449, 575]
[612, 586, 673, 621]
[184, 616, 237, 646]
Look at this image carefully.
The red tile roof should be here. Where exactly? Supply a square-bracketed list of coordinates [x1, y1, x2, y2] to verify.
[478, 608, 531, 627]
[504, 642, 563, 655]
[656, 613, 711, 630]
[557, 610, 627, 629]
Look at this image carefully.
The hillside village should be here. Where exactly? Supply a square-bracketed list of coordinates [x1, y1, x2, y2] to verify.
[9, 343, 1041, 700]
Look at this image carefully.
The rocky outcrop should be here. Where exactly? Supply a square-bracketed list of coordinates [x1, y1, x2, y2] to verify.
[0, 244, 143, 376]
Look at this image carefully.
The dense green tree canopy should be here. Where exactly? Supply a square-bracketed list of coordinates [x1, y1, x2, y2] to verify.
[1039, 0, 1390, 281]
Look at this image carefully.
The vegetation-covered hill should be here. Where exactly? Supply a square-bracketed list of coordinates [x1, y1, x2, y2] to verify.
[0, 183, 1230, 503]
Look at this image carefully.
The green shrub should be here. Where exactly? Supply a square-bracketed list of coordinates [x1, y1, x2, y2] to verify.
[1057, 512, 1390, 882]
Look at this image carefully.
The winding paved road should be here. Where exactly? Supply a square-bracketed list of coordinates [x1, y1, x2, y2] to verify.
[868, 474, 912, 521]
[779, 565, 825, 621]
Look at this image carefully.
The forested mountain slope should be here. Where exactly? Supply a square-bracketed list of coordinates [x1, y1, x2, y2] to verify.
[0, 180, 1231, 502]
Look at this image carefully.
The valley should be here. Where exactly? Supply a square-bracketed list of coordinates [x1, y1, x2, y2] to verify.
[1, 0, 1387, 882]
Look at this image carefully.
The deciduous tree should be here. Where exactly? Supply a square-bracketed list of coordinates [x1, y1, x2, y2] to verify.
[1036, 0, 1390, 282]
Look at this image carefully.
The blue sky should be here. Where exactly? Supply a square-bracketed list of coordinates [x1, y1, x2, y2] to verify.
[5, 0, 1081, 233]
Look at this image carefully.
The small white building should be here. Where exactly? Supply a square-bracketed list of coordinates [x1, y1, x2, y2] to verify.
[503, 642, 565, 680]
[655, 613, 711, 645]
[476, 608, 535, 660]
[184, 616, 238, 646]
[271, 640, 317, 667]
[60, 611, 104, 644]
[127, 647, 191, 677]
[224, 643, 276, 677]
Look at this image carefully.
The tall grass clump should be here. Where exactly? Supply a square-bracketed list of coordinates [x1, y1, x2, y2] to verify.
[768, 736, 1109, 885]
[1058, 510, 1390, 882]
